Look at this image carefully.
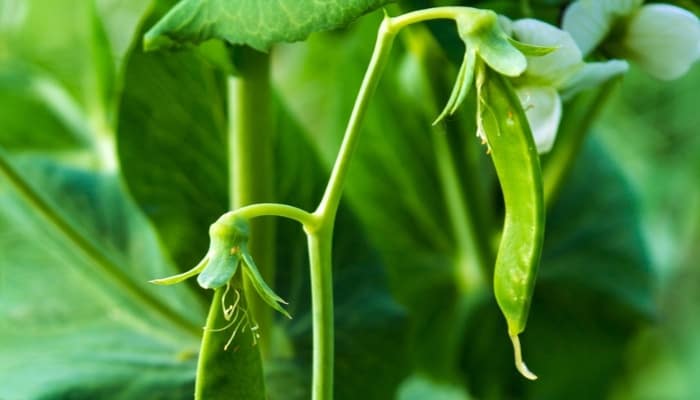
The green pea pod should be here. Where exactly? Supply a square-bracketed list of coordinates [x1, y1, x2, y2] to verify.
[476, 64, 545, 380]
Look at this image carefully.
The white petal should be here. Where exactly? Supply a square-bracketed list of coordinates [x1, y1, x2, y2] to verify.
[512, 19, 583, 87]
[516, 86, 562, 153]
[621, 4, 700, 80]
[561, 59, 629, 100]
[562, 0, 642, 56]
[498, 15, 513, 35]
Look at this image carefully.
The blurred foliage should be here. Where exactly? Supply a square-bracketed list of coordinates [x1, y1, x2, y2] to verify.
[0, 0, 699, 399]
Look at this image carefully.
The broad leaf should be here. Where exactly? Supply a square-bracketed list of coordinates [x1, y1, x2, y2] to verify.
[144, 0, 393, 51]
[1, 0, 116, 119]
[0, 64, 86, 152]
[0, 155, 203, 399]
[117, 38, 229, 270]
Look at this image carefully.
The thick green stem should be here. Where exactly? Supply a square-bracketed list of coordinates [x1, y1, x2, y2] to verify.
[229, 48, 276, 356]
[305, 227, 335, 400]
[195, 48, 273, 398]
[543, 79, 619, 207]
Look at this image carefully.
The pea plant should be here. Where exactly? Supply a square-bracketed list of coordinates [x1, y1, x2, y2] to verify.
[1, 0, 699, 399]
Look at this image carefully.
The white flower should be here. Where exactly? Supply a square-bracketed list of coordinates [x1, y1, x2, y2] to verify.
[563, 0, 700, 80]
[508, 19, 628, 153]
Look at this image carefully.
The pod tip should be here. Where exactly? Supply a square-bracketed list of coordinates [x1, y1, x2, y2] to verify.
[510, 333, 538, 380]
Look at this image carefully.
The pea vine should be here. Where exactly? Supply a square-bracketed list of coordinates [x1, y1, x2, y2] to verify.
[144, 2, 700, 399]
[152, 6, 554, 398]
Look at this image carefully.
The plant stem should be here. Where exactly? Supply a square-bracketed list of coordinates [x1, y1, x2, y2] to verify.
[310, 9, 494, 398]
[316, 18, 397, 216]
[0, 148, 200, 337]
[389, 7, 479, 28]
[229, 47, 276, 356]
[317, 7, 485, 216]
[195, 48, 273, 399]
[309, 15, 398, 400]
[218, 203, 318, 229]
[305, 226, 335, 400]
[542, 79, 619, 208]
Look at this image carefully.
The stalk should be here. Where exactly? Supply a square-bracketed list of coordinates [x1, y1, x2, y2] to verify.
[305, 226, 335, 400]
[228, 47, 277, 357]
[195, 47, 273, 399]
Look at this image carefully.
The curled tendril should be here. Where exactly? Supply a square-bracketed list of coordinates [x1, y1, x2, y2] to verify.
[204, 282, 261, 349]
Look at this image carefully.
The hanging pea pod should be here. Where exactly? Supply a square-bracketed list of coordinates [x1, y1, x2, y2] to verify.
[476, 62, 545, 380]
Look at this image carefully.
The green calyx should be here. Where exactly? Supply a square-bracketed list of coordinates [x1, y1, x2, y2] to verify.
[434, 9, 533, 125]
[457, 10, 526, 78]
[151, 216, 291, 319]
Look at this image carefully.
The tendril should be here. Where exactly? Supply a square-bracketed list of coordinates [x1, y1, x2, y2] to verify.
[203, 282, 261, 348]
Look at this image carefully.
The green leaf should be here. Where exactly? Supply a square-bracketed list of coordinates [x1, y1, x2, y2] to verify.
[0, 64, 86, 151]
[117, 35, 229, 270]
[1, 0, 116, 118]
[398, 374, 472, 400]
[143, 0, 393, 51]
[0, 155, 203, 399]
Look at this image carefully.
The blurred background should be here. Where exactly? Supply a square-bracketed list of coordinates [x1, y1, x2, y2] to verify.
[1, 0, 699, 399]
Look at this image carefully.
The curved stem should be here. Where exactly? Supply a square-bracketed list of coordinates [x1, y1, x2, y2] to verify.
[315, 17, 398, 218]
[218, 203, 318, 229]
[389, 7, 478, 30]
[316, 7, 483, 219]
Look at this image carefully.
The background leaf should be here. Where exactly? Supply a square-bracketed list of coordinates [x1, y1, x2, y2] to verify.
[144, 0, 393, 51]
[117, 34, 229, 271]
[0, 156, 203, 399]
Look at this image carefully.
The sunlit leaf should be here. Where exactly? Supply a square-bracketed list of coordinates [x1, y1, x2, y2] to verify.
[144, 0, 392, 51]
